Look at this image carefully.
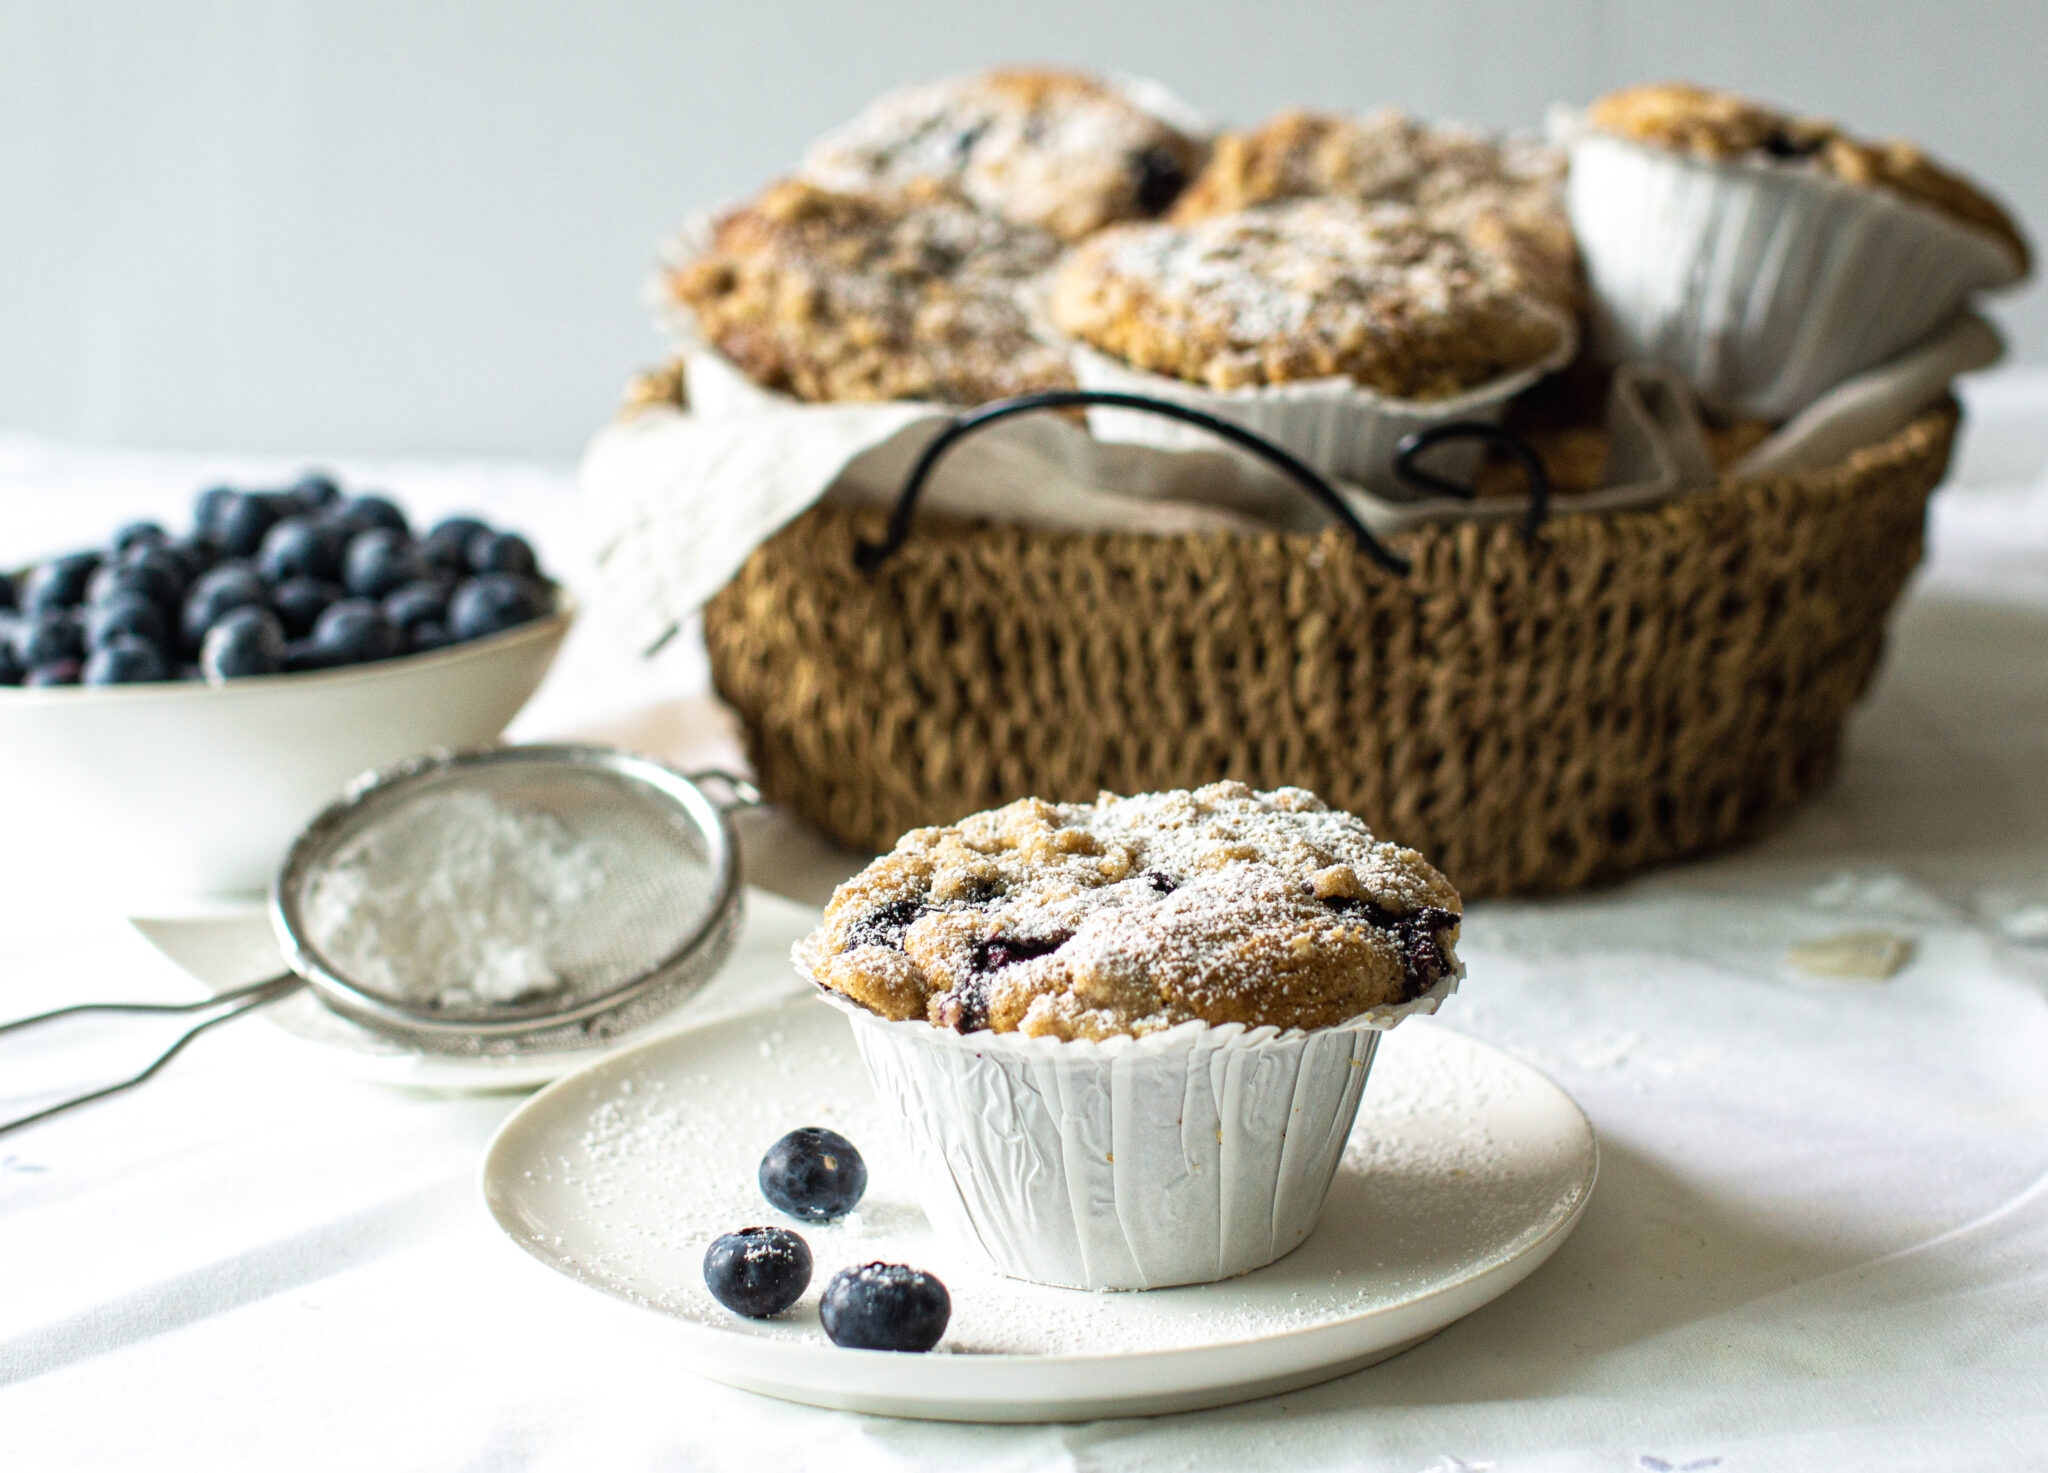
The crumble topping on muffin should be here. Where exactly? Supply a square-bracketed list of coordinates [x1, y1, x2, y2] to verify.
[1050, 197, 1571, 397]
[668, 178, 1075, 405]
[1169, 108, 1580, 312]
[802, 782, 1463, 1041]
[801, 67, 1209, 241]
[1587, 82, 2029, 274]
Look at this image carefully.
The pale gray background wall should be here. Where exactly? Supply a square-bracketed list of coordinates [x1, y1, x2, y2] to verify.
[2, 0, 2042, 459]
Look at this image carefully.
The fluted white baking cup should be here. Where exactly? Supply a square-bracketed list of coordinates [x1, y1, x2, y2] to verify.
[812, 965, 1459, 1291]
[1566, 126, 2024, 421]
[1066, 319, 1576, 494]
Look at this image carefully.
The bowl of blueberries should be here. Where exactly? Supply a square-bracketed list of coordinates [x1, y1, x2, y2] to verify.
[0, 472, 573, 897]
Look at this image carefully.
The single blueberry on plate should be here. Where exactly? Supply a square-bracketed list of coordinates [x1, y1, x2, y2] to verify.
[257, 517, 345, 585]
[309, 598, 401, 666]
[181, 564, 269, 651]
[466, 530, 538, 578]
[85, 593, 169, 650]
[420, 515, 490, 571]
[382, 580, 448, 636]
[702, 1226, 813, 1319]
[344, 528, 426, 600]
[209, 491, 283, 558]
[23, 659, 83, 687]
[326, 493, 409, 539]
[21, 552, 101, 613]
[760, 1127, 868, 1222]
[448, 573, 543, 641]
[83, 636, 169, 685]
[271, 578, 342, 640]
[14, 608, 85, 668]
[111, 520, 169, 554]
[820, 1263, 950, 1352]
[200, 606, 287, 682]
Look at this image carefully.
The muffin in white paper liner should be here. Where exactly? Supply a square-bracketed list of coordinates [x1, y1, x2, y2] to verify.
[1565, 124, 2024, 421]
[807, 957, 1460, 1292]
[1067, 324, 1576, 495]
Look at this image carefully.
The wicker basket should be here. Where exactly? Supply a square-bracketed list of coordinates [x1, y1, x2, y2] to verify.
[703, 400, 1958, 895]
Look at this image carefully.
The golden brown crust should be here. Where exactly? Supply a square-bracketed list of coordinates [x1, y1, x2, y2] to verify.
[1171, 108, 1581, 312]
[800, 67, 1208, 241]
[1050, 198, 1571, 398]
[803, 783, 1463, 1041]
[668, 179, 1074, 405]
[1588, 83, 2029, 274]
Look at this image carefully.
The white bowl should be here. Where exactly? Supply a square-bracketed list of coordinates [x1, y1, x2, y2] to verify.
[0, 594, 573, 900]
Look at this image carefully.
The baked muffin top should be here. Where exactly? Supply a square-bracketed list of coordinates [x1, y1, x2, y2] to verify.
[801, 67, 1209, 241]
[668, 178, 1075, 406]
[1587, 83, 2029, 274]
[1169, 108, 1580, 312]
[1049, 197, 1571, 397]
[801, 783, 1463, 1041]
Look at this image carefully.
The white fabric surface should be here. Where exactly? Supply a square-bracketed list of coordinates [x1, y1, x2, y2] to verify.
[4, 378, 2048, 1470]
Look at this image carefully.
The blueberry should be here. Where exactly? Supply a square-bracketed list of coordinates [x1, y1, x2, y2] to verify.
[112, 520, 169, 554]
[271, 577, 342, 639]
[209, 491, 283, 557]
[13, 608, 84, 668]
[448, 574, 543, 641]
[344, 528, 426, 599]
[90, 548, 185, 609]
[287, 471, 342, 513]
[21, 552, 101, 613]
[85, 593, 169, 650]
[257, 517, 345, 585]
[181, 563, 269, 652]
[383, 579, 448, 635]
[326, 493, 408, 539]
[420, 515, 490, 571]
[82, 636, 169, 685]
[466, 530, 538, 578]
[23, 659, 83, 688]
[308, 598, 401, 666]
[281, 639, 328, 674]
[760, 1127, 868, 1221]
[162, 533, 222, 582]
[819, 1264, 950, 1352]
[200, 606, 286, 682]
[194, 485, 238, 536]
[702, 1227, 813, 1319]
[0, 636, 21, 686]
[407, 620, 453, 654]
[0, 576, 16, 613]
[1132, 144, 1190, 213]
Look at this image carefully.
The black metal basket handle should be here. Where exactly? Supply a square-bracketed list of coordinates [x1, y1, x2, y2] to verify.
[1392, 422, 1553, 544]
[853, 389, 1413, 577]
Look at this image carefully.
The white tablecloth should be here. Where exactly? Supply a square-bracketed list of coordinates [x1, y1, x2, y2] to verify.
[4, 382, 2048, 1471]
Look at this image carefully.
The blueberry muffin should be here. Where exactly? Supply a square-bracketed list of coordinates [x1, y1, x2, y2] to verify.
[1586, 82, 2028, 273]
[667, 178, 1075, 405]
[1049, 197, 1571, 397]
[800, 68, 1209, 241]
[804, 782, 1462, 1041]
[1169, 108, 1581, 312]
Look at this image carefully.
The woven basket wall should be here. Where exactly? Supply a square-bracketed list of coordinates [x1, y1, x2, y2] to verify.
[703, 403, 1957, 895]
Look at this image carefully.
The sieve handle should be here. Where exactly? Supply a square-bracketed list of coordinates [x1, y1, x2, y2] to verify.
[852, 389, 1412, 577]
[689, 769, 762, 812]
[1392, 421, 1553, 543]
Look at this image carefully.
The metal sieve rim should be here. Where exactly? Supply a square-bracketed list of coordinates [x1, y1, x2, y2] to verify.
[270, 743, 743, 1042]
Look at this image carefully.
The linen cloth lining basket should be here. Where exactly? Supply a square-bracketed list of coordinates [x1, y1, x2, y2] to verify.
[701, 399, 1958, 895]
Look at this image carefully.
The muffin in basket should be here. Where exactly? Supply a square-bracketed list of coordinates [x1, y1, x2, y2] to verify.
[1169, 107, 1580, 314]
[798, 782, 1464, 1290]
[800, 67, 1209, 241]
[1048, 197, 1576, 485]
[667, 178, 1074, 406]
[1569, 82, 2029, 418]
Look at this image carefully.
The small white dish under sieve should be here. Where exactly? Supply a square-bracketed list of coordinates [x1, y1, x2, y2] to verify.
[0, 744, 758, 1135]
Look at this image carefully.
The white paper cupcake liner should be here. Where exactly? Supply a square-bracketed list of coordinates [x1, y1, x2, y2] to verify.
[812, 966, 1459, 1291]
[1565, 125, 2024, 421]
[1066, 324, 1576, 494]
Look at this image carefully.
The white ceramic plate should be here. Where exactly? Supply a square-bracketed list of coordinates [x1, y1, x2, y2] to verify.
[128, 885, 822, 1091]
[481, 996, 1598, 1421]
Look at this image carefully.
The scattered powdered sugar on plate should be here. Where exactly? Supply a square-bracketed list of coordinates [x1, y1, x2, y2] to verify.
[496, 1000, 1592, 1359]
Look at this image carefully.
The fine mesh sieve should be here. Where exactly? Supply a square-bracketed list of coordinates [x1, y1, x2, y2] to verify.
[0, 744, 757, 1135]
